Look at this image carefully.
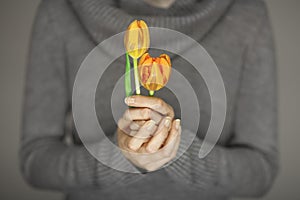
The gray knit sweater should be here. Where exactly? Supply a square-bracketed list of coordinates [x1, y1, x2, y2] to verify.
[20, 0, 278, 199]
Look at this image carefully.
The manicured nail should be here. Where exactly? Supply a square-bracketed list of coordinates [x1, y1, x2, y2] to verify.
[130, 122, 140, 130]
[124, 97, 135, 104]
[175, 119, 181, 130]
[146, 146, 155, 153]
[147, 120, 156, 131]
[164, 117, 171, 128]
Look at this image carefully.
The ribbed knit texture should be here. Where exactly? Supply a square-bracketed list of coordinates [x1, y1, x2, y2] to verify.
[20, 0, 278, 199]
[68, 0, 233, 43]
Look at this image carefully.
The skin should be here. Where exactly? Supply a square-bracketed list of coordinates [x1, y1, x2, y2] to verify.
[117, 95, 181, 171]
[118, 0, 177, 173]
[144, 0, 176, 9]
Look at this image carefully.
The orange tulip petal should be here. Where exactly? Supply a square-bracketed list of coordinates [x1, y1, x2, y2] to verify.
[160, 54, 171, 66]
[138, 53, 172, 91]
[139, 53, 150, 65]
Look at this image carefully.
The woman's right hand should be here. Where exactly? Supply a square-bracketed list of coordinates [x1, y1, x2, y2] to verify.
[117, 106, 162, 145]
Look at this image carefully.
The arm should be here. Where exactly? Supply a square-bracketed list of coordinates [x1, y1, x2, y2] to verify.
[20, 1, 141, 191]
[165, 9, 278, 197]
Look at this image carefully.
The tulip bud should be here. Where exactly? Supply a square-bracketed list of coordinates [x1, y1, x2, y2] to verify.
[124, 20, 150, 59]
[138, 53, 172, 91]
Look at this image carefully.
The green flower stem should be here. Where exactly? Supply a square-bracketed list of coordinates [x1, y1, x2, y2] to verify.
[133, 58, 141, 95]
[149, 90, 154, 96]
[125, 53, 132, 97]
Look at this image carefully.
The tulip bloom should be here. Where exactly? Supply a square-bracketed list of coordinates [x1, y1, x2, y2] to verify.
[138, 53, 172, 92]
[124, 20, 150, 95]
[124, 20, 150, 59]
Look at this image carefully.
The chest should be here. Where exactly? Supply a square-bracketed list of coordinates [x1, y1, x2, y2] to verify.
[64, 24, 246, 145]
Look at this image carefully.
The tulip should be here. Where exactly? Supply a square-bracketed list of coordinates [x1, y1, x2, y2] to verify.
[124, 20, 150, 95]
[138, 53, 172, 95]
[124, 20, 150, 59]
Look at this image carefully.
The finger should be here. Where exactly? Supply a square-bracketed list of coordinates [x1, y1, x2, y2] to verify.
[124, 96, 174, 118]
[117, 128, 132, 151]
[139, 132, 180, 166]
[117, 128, 126, 145]
[128, 120, 157, 151]
[133, 129, 180, 168]
[168, 129, 181, 159]
[127, 130, 151, 142]
[173, 132, 181, 155]
[129, 122, 140, 131]
[162, 119, 181, 156]
[144, 136, 179, 171]
[134, 120, 146, 126]
[117, 118, 131, 134]
[128, 130, 137, 137]
[129, 120, 146, 131]
[146, 117, 172, 153]
[123, 108, 162, 124]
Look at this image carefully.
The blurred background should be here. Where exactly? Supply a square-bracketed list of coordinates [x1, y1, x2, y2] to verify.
[0, 0, 299, 199]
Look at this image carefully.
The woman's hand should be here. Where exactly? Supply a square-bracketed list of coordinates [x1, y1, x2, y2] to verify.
[117, 95, 180, 171]
[117, 119, 181, 171]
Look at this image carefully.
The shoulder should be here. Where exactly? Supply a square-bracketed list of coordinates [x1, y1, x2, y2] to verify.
[223, 0, 272, 45]
[37, 0, 68, 18]
[34, 0, 76, 38]
[229, 0, 270, 26]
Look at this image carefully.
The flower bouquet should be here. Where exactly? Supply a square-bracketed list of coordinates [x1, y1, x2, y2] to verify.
[124, 20, 172, 97]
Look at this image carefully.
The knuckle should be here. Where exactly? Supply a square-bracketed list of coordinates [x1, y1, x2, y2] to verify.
[146, 145, 155, 153]
[129, 122, 139, 130]
[141, 108, 151, 118]
[156, 99, 164, 108]
[127, 140, 136, 150]
[137, 120, 146, 126]
[169, 108, 175, 118]
[124, 109, 131, 120]
[117, 119, 122, 127]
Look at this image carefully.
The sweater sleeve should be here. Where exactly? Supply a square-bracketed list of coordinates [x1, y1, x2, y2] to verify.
[164, 7, 278, 198]
[19, 1, 142, 191]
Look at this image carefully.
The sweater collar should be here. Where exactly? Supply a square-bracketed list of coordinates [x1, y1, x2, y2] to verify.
[67, 0, 234, 44]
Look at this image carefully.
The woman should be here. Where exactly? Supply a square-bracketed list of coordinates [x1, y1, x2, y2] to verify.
[20, 0, 278, 199]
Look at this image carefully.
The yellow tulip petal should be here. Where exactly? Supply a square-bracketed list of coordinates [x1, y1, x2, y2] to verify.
[124, 20, 150, 59]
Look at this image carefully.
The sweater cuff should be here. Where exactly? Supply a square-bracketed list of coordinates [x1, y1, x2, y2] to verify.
[74, 147, 98, 187]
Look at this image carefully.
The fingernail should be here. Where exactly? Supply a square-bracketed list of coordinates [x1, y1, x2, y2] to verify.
[124, 97, 135, 104]
[147, 120, 156, 131]
[146, 146, 155, 153]
[175, 119, 181, 130]
[128, 141, 139, 151]
[130, 123, 139, 130]
[164, 117, 171, 128]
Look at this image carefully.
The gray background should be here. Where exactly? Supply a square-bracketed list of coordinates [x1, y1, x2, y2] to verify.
[0, 0, 299, 199]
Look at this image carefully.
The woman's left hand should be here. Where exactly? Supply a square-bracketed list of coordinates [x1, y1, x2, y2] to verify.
[117, 119, 181, 171]
[117, 95, 181, 171]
